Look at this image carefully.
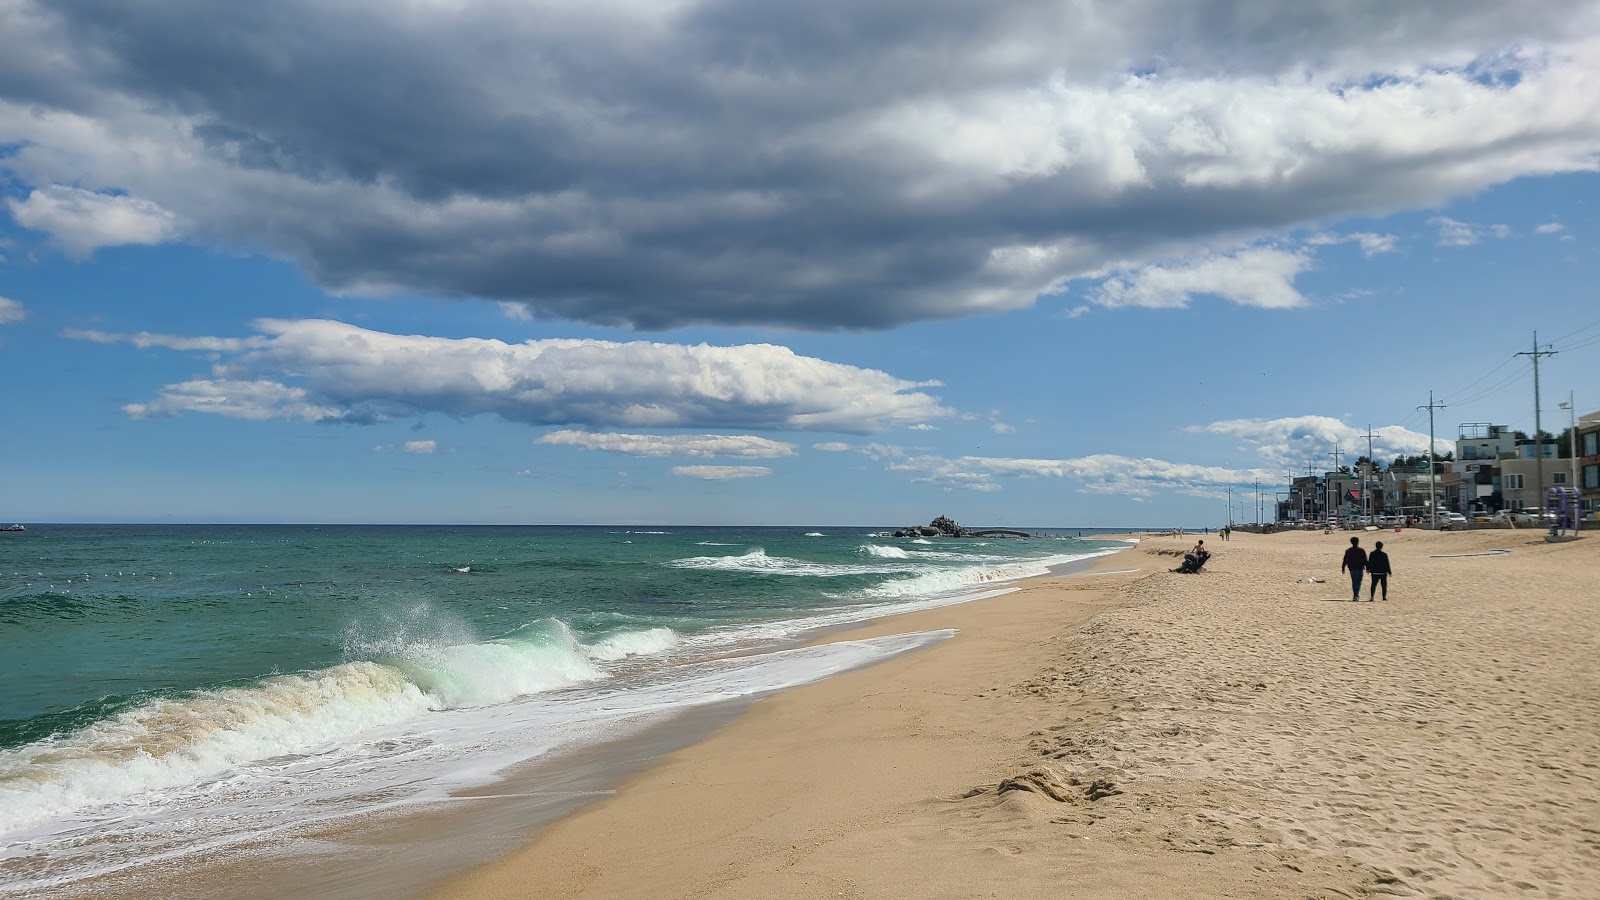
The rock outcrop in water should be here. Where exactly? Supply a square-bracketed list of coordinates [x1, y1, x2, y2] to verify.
[892, 516, 1029, 538]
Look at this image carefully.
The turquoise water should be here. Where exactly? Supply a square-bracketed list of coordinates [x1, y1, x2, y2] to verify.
[1, 524, 1126, 892]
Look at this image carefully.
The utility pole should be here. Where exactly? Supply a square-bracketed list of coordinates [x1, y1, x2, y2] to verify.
[1226, 485, 1232, 529]
[1329, 444, 1343, 524]
[1364, 425, 1377, 521]
[1418, 392, 1445, 528]
[1516, 333, 1556, 515]
[1253, 480, 1260, 525]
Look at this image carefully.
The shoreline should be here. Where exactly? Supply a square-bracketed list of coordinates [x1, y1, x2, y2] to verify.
[30, 539, 1135, 900]
[433, 528, 1600, 899]
[429, 539, 1151, 899]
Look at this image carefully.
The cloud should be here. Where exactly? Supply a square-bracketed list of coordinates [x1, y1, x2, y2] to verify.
[7, 186, 178, 258]
[1535, 221, 1567, 234]
[0, 296, 25, 324]
[403, 440, 436, 455]
[868, 445, 1276, 495]
[61, 328, 269, 352]
[537, 430, 795, 458]
[1308, 231, 1399, 257]
[1429, 216, 1513, 247]
[671, 465, 772, 480]
[1094, 247, 1313, 309]
[813, 442, 852, 452]
[1430, 216, 1480, 246]
[1191, 415, 1449, 465]
[124, 379, 347, 422]
[74, 319, 952, 432]
[4, 2, 1600, 328]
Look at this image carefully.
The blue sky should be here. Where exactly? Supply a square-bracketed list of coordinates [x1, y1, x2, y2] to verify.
[2, 1, 1598, 527]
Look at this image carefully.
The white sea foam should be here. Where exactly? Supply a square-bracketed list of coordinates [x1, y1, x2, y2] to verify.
[0, 631, 951, 894]
[0, 619, 689, 844]
[858, 544, 909, 558]
[804, 532, 825, 537]
[587, 627, 680, 661]
[667, 549, 913, 577]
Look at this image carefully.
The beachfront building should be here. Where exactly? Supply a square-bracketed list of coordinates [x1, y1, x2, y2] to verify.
[1497, 458, 1571, 513]
[1285, 475, 1322, 523]
[1382, 466, 1447, 519]
[1579, 411, 1599, 519]
[1455, 423, 1517, 462]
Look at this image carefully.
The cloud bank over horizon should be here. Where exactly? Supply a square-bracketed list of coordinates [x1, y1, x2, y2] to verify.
[71, 319, 952, 434]
[4, 1, 1600, 329]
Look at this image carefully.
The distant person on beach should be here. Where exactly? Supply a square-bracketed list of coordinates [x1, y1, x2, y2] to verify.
[1192, 538, 1205, 556]
[1366, 541, 1392, 601]
[1340, 536, 1367, 602]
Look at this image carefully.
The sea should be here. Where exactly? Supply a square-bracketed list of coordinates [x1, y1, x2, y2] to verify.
[1, 524, 1132, 896]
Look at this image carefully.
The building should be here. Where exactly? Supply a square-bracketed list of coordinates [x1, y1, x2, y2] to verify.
[1455, 423, 1516, 462]
[1580, 411, 1600, 518]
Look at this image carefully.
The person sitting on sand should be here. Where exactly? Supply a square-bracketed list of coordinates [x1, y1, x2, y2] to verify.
[1366, 541, 1392, 601]
[1340, 536, 1367, 602]
[1192, 538, 1206, 556]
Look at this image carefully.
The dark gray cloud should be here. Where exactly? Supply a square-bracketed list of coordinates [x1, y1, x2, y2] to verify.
[3, 1, 1598, 328]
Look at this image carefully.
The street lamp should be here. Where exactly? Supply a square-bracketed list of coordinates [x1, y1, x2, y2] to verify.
[1560, 394, 1579, 534]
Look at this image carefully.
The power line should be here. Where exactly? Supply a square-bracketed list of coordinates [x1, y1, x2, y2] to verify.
[1548, 313, 1600, 348]
[1440, 355, 1519, 404]
[1448, 366, 1529, 408]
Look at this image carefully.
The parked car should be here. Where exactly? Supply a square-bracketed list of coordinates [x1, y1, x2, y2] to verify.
[1492, 510, 1556, 527]
[1437, 512, 1469, 530]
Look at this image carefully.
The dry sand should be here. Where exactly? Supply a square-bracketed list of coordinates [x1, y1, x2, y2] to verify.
[435, 529, 1600, 900]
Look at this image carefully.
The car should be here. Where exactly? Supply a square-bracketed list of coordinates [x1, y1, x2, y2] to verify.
[1492, 509, 1556, 527]
[1437, 512, 1469, 530]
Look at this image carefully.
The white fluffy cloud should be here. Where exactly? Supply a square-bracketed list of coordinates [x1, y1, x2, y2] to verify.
[671, 465, 772, 481]
[0, 296, 25, 324]
[63, 329, 269, 353]
[537, 430, 795, 458]
[78, 319, 952, 433]
[3, 2, 1599, 327]
[1093, 248, 1313, 309]
[124, 379, 345, 422]
[874, 448, 1276, 496]
[1192, 415, 1449, 465]
[7, 186, 178, 258]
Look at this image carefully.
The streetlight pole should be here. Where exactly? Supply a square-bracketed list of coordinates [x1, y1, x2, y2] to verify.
[1560, 392, 1579, 535]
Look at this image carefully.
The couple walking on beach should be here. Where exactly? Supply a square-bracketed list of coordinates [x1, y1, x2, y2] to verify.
[1340, 536, 1393, 601]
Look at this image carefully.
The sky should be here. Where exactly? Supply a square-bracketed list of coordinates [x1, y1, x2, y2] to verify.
[1, 0, 1599, 527]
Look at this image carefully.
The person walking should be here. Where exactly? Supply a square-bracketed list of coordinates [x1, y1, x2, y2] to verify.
[1366, 541, 1392, 601]
[1340, 536, 1367, 602]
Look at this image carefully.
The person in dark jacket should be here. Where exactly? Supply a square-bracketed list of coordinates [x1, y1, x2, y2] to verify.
[1340, 536, 1367, 602]
[1366, 541, 1392, 601]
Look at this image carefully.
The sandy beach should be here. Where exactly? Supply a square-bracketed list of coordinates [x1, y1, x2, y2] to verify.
[434, 528, 1600, 900]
